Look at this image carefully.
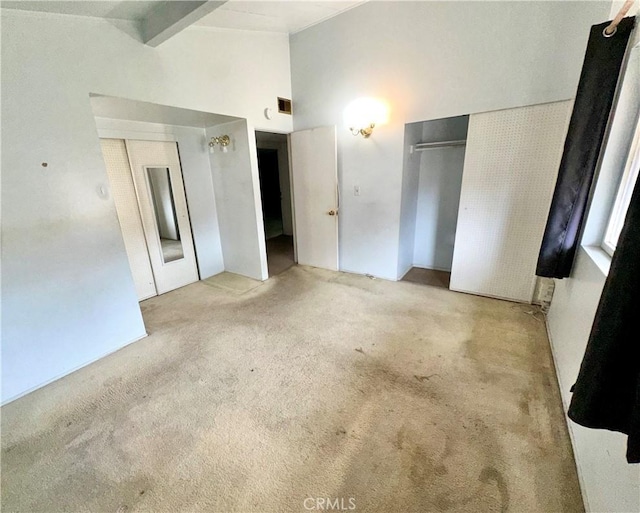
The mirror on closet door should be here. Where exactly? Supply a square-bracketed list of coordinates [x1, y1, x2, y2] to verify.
[146, 167, 184, 263]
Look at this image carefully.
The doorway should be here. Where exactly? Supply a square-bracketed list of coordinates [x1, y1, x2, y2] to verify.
[255, 132, 295, 277]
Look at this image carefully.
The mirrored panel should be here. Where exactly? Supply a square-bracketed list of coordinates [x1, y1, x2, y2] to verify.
[146, 167, 184, 263]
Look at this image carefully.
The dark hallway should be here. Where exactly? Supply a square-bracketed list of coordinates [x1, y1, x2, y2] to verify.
[256, 133, 295, 276]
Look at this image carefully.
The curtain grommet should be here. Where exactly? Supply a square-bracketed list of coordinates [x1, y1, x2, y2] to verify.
[603, 26, 617, 38]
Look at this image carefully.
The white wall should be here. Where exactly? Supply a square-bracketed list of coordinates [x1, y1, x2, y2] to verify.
[208, 120, 268, 281]
[172, 125, 226, 279]
[290, 1, 611, 280]
[397, 122, 423, 278]
[1, 9, 290, 402]
[546, 37, 640, 513]
[413, 149, 465, 271]
[547, 250, 639, 512]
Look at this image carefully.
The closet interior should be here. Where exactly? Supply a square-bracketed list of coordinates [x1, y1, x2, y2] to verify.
[399, 115, 469, 288]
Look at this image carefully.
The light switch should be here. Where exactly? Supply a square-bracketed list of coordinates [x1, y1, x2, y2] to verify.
[354, 185, 361, 196]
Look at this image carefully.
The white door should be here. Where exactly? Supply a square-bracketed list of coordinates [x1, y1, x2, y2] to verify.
[100, 139, 157, 301]
[126, 140, 199, 294]
[290, 126, 339, 270]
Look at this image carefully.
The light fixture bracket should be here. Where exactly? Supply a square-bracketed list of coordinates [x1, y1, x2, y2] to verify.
[209, 135, 231, 153]
[350, 123, 376, 138]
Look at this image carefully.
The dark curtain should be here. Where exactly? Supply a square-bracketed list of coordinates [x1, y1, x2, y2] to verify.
[536, 18, 635, 279]
[568, 168, 640, 464]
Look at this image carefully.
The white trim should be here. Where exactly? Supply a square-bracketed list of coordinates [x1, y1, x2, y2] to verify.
[582, 245, 612, 277]
[448, 286, 532, 304]
[544, 318, 590, 512]
[95, 118, 188, 142]
[405, 98, 575, 128]
[601, 239, 616, 258]
[98, 129, 178, 142]
[287, 134, 299, 265]
[1, 332, 148, 406]
[602, 115, 640, 255]
[397, 264, 414, 282]
[246, 122, 270, 281]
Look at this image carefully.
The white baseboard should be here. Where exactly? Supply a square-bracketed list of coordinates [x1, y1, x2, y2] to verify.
[544, 318, 590, 513]
[397, 264, 413, 281]
[1, 332, 148, 406]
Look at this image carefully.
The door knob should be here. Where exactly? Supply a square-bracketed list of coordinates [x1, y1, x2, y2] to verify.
[327, 209, 337, 216]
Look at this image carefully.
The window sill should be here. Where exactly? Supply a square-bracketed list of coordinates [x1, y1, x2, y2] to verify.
[582, 245, 612, 277]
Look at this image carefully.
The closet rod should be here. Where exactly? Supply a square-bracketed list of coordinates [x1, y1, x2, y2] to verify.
[414, 140, 466, 151]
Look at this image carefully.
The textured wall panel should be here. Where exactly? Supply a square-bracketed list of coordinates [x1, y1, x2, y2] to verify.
[450, 101, 572, 302]
[100, 139, 157, 300]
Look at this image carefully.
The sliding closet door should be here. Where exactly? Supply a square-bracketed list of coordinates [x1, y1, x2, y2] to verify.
[450, 101, 572, 302]
[100, 139, 157, 300]
[126, 140, 199, 294]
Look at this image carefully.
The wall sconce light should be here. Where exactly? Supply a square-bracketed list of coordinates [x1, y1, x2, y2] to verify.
[209, 135, 230, 153]
[352, 124, 375, 138]
[344, 97, 389, 138]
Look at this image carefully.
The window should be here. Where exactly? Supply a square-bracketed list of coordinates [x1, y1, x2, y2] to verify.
[603, 117, 640, 256]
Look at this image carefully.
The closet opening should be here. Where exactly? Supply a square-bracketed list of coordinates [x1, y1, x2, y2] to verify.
[399, 114, 469, 289]
[91, 94, 269, 297]
[255, 131, 296, 277]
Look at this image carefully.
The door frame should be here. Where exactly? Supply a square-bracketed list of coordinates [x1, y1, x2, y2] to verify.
[254, 130, 299, 272]
[287, 134, 298, 264]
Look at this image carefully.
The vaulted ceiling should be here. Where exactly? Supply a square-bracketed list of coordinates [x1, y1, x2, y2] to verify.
[0, 1, 161, 20]
[0, 0, 368, 44]
[195, 1, 366, 34]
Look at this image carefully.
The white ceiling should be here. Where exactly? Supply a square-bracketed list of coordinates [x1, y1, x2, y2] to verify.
[0, 1, 368, 34]
[195, 1, 367, 34]
[0, 1, 160, 21]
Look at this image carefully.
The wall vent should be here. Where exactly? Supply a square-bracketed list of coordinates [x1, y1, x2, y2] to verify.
[278, 97, 292, 115]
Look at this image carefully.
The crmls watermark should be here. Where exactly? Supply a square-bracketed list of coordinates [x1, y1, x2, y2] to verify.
[303, 497, 356, 511]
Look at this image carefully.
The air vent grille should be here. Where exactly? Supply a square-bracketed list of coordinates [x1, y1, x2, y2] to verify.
[278, 97, 292, 115]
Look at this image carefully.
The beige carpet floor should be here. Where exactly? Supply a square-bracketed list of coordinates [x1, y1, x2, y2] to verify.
[201, 272, 265, 295]
[1, 266, 582, 513]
